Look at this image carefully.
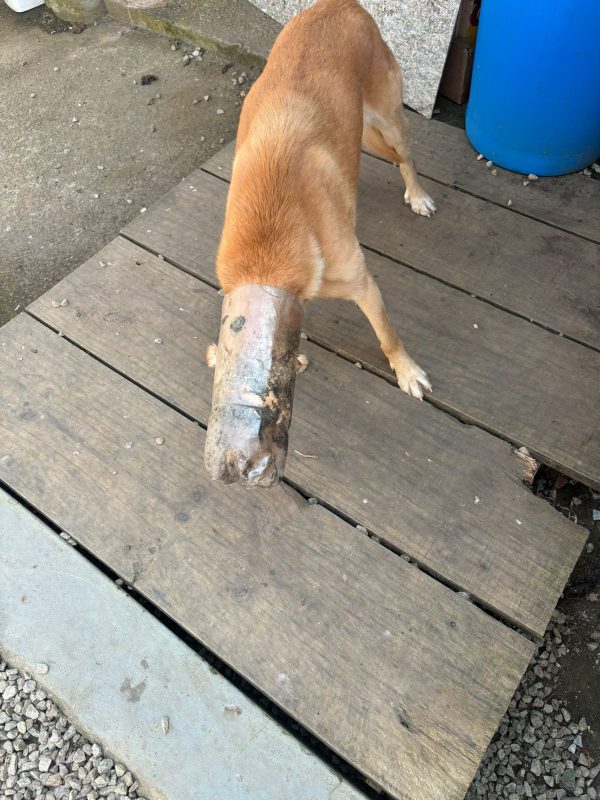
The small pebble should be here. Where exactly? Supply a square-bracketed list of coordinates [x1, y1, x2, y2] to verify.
[216, 108, 224, 115]
[38, 755, 52, 772]
[528, 173, 539, 181]
[160, 716, 169, 735]
[35, 663, 49, 674]
[155, 436, 165, 445]
[477, 153, 484, 160]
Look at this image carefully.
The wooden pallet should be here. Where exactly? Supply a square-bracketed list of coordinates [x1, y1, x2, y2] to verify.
[1, 116, 598, 800]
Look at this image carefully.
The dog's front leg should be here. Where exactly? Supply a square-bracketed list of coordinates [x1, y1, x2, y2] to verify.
[320, 246, 431, 400]
[356, 270, 431, 399]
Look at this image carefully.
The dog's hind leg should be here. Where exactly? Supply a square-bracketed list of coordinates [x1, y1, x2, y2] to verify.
[362, 48, 436, 217]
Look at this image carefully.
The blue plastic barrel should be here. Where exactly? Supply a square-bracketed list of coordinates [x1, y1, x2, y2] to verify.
[466, 0, 600, 176]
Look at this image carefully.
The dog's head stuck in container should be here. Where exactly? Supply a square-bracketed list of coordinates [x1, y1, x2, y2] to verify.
[205, 284, 303, 488]
[205, 0, 436, 488]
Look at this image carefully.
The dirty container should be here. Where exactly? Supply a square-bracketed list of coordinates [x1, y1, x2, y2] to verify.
[466, 0, 600, 176]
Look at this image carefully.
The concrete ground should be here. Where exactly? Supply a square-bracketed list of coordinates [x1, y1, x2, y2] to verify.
[0, 3, 256, 327]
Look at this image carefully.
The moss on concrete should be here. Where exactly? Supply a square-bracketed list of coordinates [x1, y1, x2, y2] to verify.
[45, 0, 105, 23]
[105, 0, 280, 70]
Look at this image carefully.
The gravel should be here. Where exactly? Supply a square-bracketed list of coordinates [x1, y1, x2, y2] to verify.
[0, 654, 147, 800]
[467, 612, 599, 800]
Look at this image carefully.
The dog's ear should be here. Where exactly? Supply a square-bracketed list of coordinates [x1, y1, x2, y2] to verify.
[295, 354, 309, 373]
[206, 343, 218, 368]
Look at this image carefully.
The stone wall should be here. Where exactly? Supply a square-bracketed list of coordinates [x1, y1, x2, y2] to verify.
[247, 0, 461, 117]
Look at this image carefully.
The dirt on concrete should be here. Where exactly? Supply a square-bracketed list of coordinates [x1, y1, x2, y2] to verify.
[0, 4, 256, 326]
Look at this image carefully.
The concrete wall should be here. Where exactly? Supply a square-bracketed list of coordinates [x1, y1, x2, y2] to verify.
[247, 0, 461, 117]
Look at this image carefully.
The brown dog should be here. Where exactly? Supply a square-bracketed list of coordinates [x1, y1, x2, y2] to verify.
[205, 0, 435, 487]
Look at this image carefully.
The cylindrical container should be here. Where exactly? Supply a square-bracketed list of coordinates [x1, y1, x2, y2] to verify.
[466, 0, 600, 176]
[205, 284, 303, 488]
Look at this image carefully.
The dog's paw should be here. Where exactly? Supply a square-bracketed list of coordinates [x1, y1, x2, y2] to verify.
[404, 189, 436, 218]
[206, 343, 218, 368]
[296, 353, 309, 373]
[391, 353, 432, 400]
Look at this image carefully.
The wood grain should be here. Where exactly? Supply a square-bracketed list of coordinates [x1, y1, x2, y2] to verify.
[28, 237, 589, 635]
[199, 143, 600, 349]
[0, 312, 535, 800]
[120, 173, 600, 488]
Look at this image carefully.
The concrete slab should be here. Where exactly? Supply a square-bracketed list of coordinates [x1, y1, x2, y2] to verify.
[0, 489, 367, 800]
[104, 0, 281, 68]
[0, 8, 254, 329]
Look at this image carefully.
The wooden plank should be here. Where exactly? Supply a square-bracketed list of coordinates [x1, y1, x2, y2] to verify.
[406, 112, 600, 245]
[28, 237, 589, 635]
[199, 144, 600, 349]
[120, 172, 600, 487]
[0, 312, 535, 800]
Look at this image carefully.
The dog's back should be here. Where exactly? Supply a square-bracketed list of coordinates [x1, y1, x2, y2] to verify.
[216, 0, 384, 296]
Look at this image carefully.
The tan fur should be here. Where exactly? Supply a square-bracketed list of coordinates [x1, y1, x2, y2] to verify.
[216, 0, 435, 399]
